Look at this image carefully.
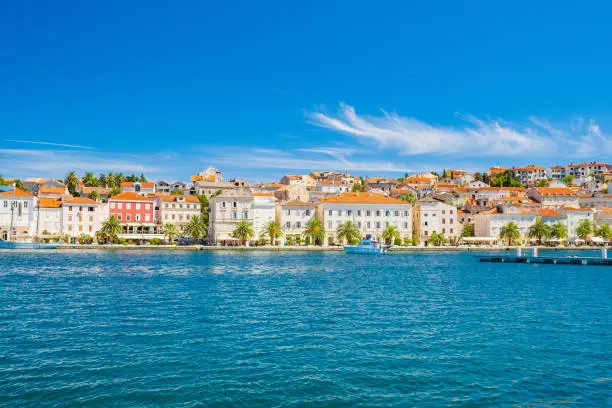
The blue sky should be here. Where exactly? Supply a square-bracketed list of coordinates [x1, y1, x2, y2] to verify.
[1, 1, 611, 183]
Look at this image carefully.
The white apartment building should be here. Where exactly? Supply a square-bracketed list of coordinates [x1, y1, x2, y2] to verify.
[277, 200, 316, 243]
[315, 180, 350, 195]
[0, 188, 37, 241]
[34, 199, 63, 236]
[252, 193, 277, 239]
[314, 192, 412, 245]
[208, 188, 254, 245]
[158, 195, 201, 233]
[594, 207, 612, 227]
[527, 187, 579, 209]
[565, 162, 608, 178]
[558, 206, 594, 241]
[513, 165, 547, 184]
[365, 178, 398, 196]
[474, 208, 537, 245]
[415, 197, 458, 242]
[62, 197, 109, 238]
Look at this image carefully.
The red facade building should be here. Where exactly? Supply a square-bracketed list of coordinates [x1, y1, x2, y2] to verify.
[108, 192, 156, 234]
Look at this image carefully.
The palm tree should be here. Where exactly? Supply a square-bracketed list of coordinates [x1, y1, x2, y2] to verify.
[550, 222, 568, 243]
[261, 221, 283, 245]
[64, 171, 79, 195]
[461, 222, 475, 237]
[336, 221, 360, 244]
[381, 224, 400, 245]
[162, 222, 179, 244]
[89, 190, 100, 202]
[83, 172, 98, 187]
[302, 218, 325, 246]
[499, 222, 521, 246]
[184, 214, 207, 244]
[110, 186, 121, 197]
[232, 220, 255, 246]
[98, 173, 107, 188]
[106, 173, 116, 189]
[100, 216, 123, 243]
[596, 224, 612, 240]
[576, 219, 593, 241]
[528, 218, 550, 245]
[397, 193, 417, 204]
[428, 232, 445, 246]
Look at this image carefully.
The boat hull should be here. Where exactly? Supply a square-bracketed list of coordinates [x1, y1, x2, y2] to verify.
[0, 240, 59, 249]
[344, 245, 388, 254]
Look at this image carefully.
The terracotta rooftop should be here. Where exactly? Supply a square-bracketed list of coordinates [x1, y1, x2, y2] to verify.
[560, 206, 591, 212]
[252, 192, 275, 197]
[38, 198, 62, 208]
[316, 192, 410, 205]
[159, 195, 200, 203]
[596, 206, 612, 214]
[109, 192, 154, 201]
[535, 187, 576, 196]
[538, 208, 562, 217]
[65, 197, 100, 205]
[0, 188, 33, 197]
[39, 187, 66, 194]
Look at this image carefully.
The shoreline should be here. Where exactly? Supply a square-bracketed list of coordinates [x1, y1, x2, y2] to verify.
[50, 245, 609, 252]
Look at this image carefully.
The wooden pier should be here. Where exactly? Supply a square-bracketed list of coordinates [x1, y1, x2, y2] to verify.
[478, 248, 612, 266]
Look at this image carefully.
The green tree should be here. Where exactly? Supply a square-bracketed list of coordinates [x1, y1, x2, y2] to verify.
[576, 219, 593, 241]
[83, 172, 98, 187]
[64, 171, 79, 195]
[302, 218, 326, 246]
[232, 220, 255, 246]
[351, 183, 364, 192]
[98, 173, 107, 188]
[397, 193, 417, 204]
[261, 221, 283, 245]
[171, 189, 184, 195]
[110, 186, 120, 197]
[381, 224, 400, 245]
[106, 173, 116, 189]
[596, 224, 612, 240]
[461, 222, 475, 237]
[197, 194, 209, 214]
[537, 179, 548, 187]
[490, 170, 523, 187]
[78, 234, 94, 245]
[336, 221, 360, 244]
[428, 232, 445, 246]
[162, 222, 179, 244]
[561, 174, 575, 185]
[499, 222, 521, 245]
[184, 214, 207, 244]
[550, 222, 568, 242]
[99, 215, 123, 243]
[139, 173, 147, 182]
[528, 218, 551, 245]
[89, 190, 100, 202]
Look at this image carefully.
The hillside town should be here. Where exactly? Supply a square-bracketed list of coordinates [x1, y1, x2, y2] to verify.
[1, 162, 611, 247]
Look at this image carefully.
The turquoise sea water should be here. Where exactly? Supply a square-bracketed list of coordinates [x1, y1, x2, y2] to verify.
[0, 250, 610, 407]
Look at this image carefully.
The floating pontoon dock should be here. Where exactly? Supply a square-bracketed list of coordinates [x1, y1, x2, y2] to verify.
[478, 248, 612, 266]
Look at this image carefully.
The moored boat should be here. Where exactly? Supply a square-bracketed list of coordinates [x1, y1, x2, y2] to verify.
[344, 235, 391, 254]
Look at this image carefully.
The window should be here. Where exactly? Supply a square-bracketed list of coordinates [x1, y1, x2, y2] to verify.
[442, 210, 445, 214]
[367, 221, 371, 228]
[305, 210, 310, 216]
[337, 210, 342, 216]
[424, 213, 428, 217]
[450, 210, 454, 214]
[117, 214, 122, 221]
[442, 219, 446, 224]
[89, 216, 93, 222]
[126, 214, 131, 221]
[404, 211, 409, 216]
[347, 210, 352, 216]
[172, 204, 176, 209]
[328, 221, 332, 229]
[3, 201, 6, 208]
[68, 226, 72, 231]
[442, 228, 446, 234]
[232, 212, 237, 219]
[385, 221, 389, 227]
[118, 203, 122, 209]
[126, 203, 131, 209]
[424, 221, 428, 226]
[357, 221, 362, 228]
[376, 222, 381, 229]
[179, 215, 183, 221]
[385, 210, 391, 216]
[357, 210, 361, 216]
[287, 209, 291, 216]
[296, 222, 301, 229]
[136, 203, 141, 210]
[145, 215, 150, 222]
[376, 210, 381, 216]
[89, 226, 93, 232]
[69, 206, 73, 211]
[243, 211, 249, 219]
[172, 215, 176, 220]
[68, 215, 73, 221]
[450, 219, 453, 224]
[394, 211, 399, 216]
[286, 221, 291, 228]
[403, 222, 408, 228]
[366, 210, 371, 216]
[233, 201, 237, 208]
[450, 228, 453, 234]
[165, 215, 168, 220]
[24, 202, 28, 209]
[222, 201, 226, 208]
[79, 225, 83, 232]
[329, 210, 333, 216]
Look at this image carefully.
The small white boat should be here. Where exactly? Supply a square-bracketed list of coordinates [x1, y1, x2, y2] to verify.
[0, 240, 59, 250]
[344, 235, 392, 254]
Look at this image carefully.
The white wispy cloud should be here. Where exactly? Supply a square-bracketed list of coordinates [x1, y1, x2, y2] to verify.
[306, 103, 611, 158]
[4, 139, 95, 150]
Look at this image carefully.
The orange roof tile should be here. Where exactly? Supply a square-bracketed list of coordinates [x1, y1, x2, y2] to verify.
[65, 197, 100, 205]
[536, 187, 576, 196]
[282, 200, 316, 207]
[252, 192, 275, 197]
[38, 198, 62, 208]
[109, 192, 154, 201]
[538, 208, 562, 217]
[596, 206, 612, 213]
[316, 192, 409, 205]
[560, 206, 591, 212]
[0, 188, 33, 197]
[39, 187, 66, 194]
[159, 195, 200, 203]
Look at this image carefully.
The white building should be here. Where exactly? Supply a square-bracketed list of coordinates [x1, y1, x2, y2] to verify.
[527, 187, 579, 209]
[594, 206, 612, 227]
[277, 200, 316, 243]
[208, 188, 254, 245]
[62, 197, 109, 238]
[34, 198, 63, 236]
[474, 208, 537, 245]
[513, 165, 547, 184]
[314, 192, 412, 245]
[252, 193, 277, 239]
[559, 206, 593, 242]
[0, 188, 37, 241]
[315, 180, 350, 195]
[158, 195, 202, 233]
[415, 197, 459, 242]
[120, 182, 156, 195]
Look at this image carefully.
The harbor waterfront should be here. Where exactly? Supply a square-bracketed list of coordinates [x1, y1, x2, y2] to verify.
[1, 250, 611, 406]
